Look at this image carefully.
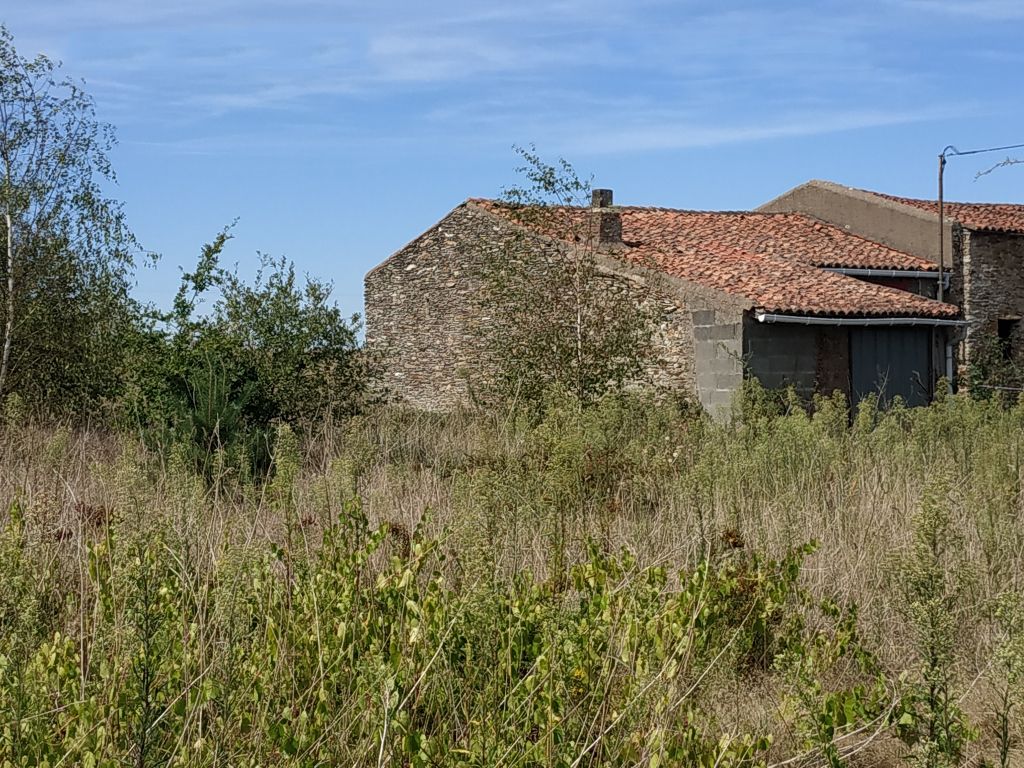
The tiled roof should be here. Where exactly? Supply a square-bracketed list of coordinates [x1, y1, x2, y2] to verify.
[472, 200, 936, 271]
[620, 208, 938, 271]
[623, 243, 957, 319]
[471, 200, 959, 320]
[866, 191, 1024, 233]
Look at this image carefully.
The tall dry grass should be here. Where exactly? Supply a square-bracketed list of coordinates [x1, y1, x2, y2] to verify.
[1, 389, 1022, 766]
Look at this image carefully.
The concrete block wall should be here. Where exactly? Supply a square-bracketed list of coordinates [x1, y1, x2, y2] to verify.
[692, 308, 744, 417]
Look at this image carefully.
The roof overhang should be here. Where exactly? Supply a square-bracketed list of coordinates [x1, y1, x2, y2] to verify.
[822, 267, 947, 285]
[823, 270, 942, 282]
[755, 311, 966, 328]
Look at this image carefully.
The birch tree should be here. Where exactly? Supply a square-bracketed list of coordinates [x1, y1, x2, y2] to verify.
[0, 25, 136, 410]
[476, 147, 657, 407]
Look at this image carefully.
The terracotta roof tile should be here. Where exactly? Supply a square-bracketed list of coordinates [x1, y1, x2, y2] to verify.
[472, 200, 936, 271]
[624, 243, 958, 319]
[866, 191, 1024, 233]
[472, 200, 959, 320]
[620, 208, 937, 271]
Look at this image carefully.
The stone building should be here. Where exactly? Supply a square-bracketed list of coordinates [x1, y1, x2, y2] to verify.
[760, 180, 1024, 379]
[365, 187, 968, 416]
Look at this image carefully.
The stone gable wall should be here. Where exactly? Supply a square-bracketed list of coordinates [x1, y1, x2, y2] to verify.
[963, 230, 1024, 369]
[364, 203, 749, 412]
[364, 205, 497, 410]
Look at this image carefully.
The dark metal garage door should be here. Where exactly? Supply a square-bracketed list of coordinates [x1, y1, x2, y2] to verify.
[850, 328, 932, 407]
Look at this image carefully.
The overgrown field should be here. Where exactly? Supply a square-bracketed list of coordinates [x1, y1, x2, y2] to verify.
[2, 391, 1024, 767]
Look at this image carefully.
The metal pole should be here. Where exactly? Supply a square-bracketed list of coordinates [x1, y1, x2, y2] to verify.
[937, 150, 951, 394]
[937, 152, 945, 303]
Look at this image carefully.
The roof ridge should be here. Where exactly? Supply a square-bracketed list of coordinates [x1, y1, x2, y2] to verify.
[790, 181, 1024, 233]
[476, 195, 937, 269]
[470, 197, 805, 216]
[865, 188, 1024, 209]
[620, 206, 785, 215]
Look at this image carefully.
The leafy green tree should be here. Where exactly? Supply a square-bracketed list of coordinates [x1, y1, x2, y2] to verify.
[476, 146, 658, 408]
[0, 25, 139, 415]
[125, 227, 368, 476]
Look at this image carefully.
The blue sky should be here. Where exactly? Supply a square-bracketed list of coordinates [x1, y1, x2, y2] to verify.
[3, 0, 1023, 319]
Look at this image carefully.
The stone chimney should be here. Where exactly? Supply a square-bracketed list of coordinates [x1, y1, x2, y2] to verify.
[589, 188, 622, 250]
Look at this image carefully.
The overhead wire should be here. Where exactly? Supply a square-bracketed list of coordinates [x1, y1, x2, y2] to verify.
[941, 141, 1024, 158]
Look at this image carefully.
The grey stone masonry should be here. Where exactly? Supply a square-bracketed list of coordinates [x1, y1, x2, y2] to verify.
[364, 205, 498, 410]
[962, 230, 1024, 369]
[365, 202, 753, 412]
[587, 189, 623, 249]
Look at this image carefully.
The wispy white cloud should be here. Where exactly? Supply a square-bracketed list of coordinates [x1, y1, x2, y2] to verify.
[4, 0, 659, 34]
[565, 106, 966, 154]
[364, 32, 596, 84]
[1, 0, 1009, 157]
[898, 0, 1024, 19]
[416, 91, 967, 155]
[4, 0, 312, 30]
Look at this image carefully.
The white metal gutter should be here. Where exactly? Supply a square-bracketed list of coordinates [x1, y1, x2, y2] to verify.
[755, 311, 967, 328]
